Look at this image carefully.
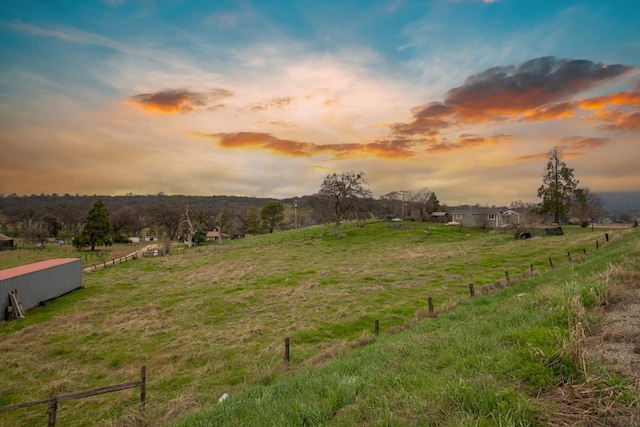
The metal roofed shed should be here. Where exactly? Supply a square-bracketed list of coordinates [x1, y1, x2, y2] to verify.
[1, 258, 83, 320]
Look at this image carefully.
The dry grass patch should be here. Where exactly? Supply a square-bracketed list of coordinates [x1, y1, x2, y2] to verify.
[539, 377, 640, 427]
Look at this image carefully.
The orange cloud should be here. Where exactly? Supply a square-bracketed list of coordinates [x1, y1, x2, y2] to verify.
[579, 91, 640, 110]
[359, 139, 417, 159]
[516, 134, 610, 162]
[522, 102, 577, 122]
[126, 88, 232, 114]
[418, 133, 511, 154]
[458, 134, 491, 147]
[514, 152, 548, 161]
[388, 57, 635, 141]
[593, 109, 625, 123]
[391, 117, 448, 137]
[559, 136, 610, 149]
[602, 112, 640, 132]
[193, 131, 418, 159]
[444, 57, 632, 117]
[214, 132, 314, 156]
[515, 149, 585, 162]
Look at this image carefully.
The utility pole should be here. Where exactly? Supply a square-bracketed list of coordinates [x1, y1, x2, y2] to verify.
[400, 190, 409, 219]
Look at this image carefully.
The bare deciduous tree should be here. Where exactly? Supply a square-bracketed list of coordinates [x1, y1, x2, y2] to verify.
[570, 188, 605, 227]
[411, 188, 440, 221]
[180, 204, 196, 248]
[317, 171, 372, 236]
[24, 222, 50, 247]
[380, 191, 400, 219]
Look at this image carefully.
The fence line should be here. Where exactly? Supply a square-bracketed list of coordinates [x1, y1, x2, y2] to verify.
[281, 231, 620, 364]
[0, 366, 146, 427]
[83, 247, 165, 273]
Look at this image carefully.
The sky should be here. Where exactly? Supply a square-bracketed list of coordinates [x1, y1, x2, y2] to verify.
[1, 0, 639, 206]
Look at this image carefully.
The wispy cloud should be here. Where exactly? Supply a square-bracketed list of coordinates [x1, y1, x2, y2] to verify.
[246, 97, 293, 112]
[559, 136, 610, 149]
[4, 21, 128, 52]
[205, 12, 240, 27]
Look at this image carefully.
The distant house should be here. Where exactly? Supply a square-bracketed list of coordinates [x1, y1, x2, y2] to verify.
[430, 211, 449, 223]
[206, 228, 229, 242]
[450, 208, 520, 227]
[0, 233, 14, 251]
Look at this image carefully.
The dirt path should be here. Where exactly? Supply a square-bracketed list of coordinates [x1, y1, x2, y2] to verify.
[585, 276, 640, 388]
[539, 265, 640, 425]
[83, 244, 161, 273]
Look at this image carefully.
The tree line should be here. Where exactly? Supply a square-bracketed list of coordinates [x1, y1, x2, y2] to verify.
[0, 181, 442, 248]
[0, 147, 622, 249]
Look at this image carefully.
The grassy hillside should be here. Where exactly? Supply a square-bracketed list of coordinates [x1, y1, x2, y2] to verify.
[1, 222, 638, 426]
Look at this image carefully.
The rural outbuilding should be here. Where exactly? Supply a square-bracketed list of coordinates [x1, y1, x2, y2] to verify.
[0, 233, 14, 251]
[1, 258, 83, 320]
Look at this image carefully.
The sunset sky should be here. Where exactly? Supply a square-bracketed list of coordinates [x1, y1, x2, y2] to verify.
[1, 0, 639, 206]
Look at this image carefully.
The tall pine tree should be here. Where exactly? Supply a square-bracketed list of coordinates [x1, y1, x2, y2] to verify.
[537, 146, 579, 224]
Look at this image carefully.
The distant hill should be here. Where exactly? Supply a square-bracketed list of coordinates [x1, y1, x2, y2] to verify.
[599, 191, 640, 216]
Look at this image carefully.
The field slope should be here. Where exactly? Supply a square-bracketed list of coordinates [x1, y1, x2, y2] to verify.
[1, 223, 638, 426]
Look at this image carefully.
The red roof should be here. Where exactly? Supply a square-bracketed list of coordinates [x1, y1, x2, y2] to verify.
[0, 258, 81, 281]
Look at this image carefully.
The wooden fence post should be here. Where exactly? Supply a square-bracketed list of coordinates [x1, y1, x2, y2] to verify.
[375, 320, 380, 335]
[48, 399, 57, 427]
[505, 271, 510, 284]
[567, 252, 572, 262]
[583, 248, 586, 255]
[530, 264, 534, 275]
[284, 337, 290, 367]
[605, 233, 609, 242]
[596, 241, 599, 250]
[549, 257, 554, 269]
[428, 297, 434, 314]
[140, 365, 146, 408]
[469, 283, 475, 298]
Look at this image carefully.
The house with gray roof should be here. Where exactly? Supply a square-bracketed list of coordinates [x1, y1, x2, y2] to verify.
[450, 208, 520, 228]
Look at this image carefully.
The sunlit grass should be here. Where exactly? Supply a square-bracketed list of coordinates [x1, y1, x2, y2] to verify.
[0, 223, 636, 426]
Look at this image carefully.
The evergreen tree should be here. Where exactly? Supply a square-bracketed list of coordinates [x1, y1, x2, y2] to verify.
[261, 201, 284, 233]
[537, 146, 579, 223]
[246, 206, 261, 235]
[73, 199, 112, 250]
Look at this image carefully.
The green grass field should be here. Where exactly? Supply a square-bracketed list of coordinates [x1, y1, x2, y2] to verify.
[1, 222, 638, 426]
